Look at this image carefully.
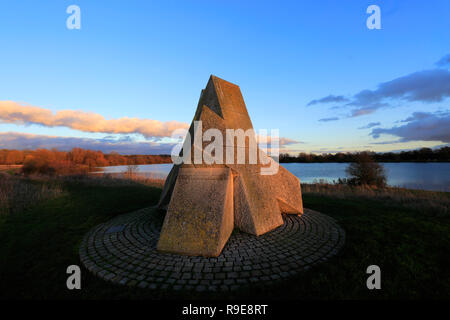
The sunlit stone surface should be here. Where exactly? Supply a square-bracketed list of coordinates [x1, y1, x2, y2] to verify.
[157, 76, 303, 257]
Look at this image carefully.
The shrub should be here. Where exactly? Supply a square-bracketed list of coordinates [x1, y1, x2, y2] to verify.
[125, 164, 139, 178]
[346, 152, 387, 188]
[21, 157, 88, 176]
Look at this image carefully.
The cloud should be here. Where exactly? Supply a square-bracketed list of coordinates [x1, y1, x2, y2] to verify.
[318, 117, 339, 122]
[399, 111, 437, 123]
[0, 132, 176, 154]
[436, 54, 450, 67]
[346, 69, 450, 116]
[0, 101, 302, 148]
[278, 137, 302, 145]
[0, 131, 301, 155]
[256, 135, 302, 146]
[307, 95, 349, 106]
[349, 103, 389, 117]
[358, 122, 381, 129]
[310, 149, 346, 154]
[370, 111, 450, 143]
[0, 101, 189, 138]
[98, 135, 135, 143]
[370, 140, 404, 145]
[308, 53, 450, 117]
[351, 69, 450, 105]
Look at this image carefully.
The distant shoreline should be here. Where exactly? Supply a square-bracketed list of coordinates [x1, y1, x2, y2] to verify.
[97, 160, 450, 165]
[1, 146, 448, 167]
[279, 160, 450, 163]
[2, 160, 449, 171]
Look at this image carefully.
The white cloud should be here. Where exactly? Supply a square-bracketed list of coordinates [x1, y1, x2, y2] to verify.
[0, 101, 189, 138]
[0, 132, 176, 154]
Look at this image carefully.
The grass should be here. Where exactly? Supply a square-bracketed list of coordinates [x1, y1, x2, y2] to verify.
[302, 182, 450, 216]
[270, 194, 450, 299]
[0, 173, 65, 216]
[0, 174, 449, 299]
[0, 174, 164, 299]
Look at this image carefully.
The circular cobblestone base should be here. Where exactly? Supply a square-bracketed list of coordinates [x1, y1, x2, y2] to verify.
[79, 207, 345, 292]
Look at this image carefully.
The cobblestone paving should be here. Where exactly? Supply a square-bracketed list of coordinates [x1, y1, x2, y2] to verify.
[79, 207, 345, 292]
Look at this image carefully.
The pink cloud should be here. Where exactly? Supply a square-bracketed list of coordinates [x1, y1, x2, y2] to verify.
[0, 101, 189, 138]
[0, 132, 176, 154]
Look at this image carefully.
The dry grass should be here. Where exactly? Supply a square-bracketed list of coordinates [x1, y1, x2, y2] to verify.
[2, 170, 448, 217]
[0, 165, 22, 175]
[0, 172, 165, 215]
[302, 181, 450, 216]
[80, 174, 449, 216]
[0, 173, 65, 215]
[0, 165, 22, 170]
[66, 172, 166, 188]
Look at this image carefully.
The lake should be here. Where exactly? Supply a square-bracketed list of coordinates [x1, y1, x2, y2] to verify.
[97, 162, 450, 192]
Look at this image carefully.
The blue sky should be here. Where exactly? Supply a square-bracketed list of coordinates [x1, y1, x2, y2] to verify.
[0, 0, 449, 154]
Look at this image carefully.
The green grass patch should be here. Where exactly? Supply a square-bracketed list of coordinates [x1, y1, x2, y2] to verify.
[0, 179, 162, 299]
[0, 178, 449, 299]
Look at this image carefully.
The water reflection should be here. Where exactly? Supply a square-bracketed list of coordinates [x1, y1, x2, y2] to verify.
[96, 162, 450, 192]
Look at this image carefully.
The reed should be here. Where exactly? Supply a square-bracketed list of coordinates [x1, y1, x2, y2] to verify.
[302, 180, 449, 216]
[66, 172, 166, 188]
[0, 173, 64, 215]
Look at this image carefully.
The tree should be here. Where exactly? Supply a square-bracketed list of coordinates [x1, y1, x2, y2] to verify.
[346, 152, 387, 188]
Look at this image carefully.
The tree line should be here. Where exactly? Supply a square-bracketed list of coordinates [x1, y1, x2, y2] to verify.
[0, 146, 448, 169]
[279, 147, 450, 163]
[0, 148, 172, 167]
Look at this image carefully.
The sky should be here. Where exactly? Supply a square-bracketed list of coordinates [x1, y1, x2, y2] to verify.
[0, 0, 449, 155]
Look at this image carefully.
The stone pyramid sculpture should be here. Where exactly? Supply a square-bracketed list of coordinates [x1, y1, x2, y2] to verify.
[157, 75, 303, 257]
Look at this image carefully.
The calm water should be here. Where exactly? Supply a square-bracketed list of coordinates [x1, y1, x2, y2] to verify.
[98, 162, 450, 192]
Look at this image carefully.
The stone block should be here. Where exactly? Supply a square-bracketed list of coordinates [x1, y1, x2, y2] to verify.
[157, 167, 234, 257]
[157, 75, 303, 256]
